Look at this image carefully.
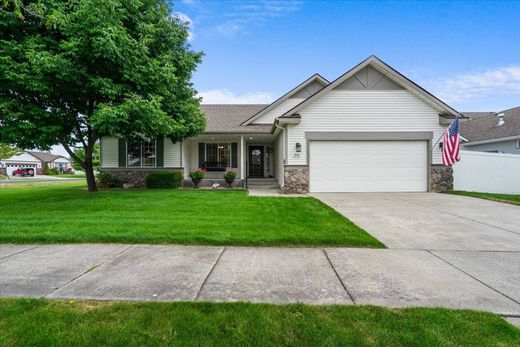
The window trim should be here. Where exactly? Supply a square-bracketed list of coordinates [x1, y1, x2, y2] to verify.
[126, 139, 157, 167]
[205, 142, 232, 167]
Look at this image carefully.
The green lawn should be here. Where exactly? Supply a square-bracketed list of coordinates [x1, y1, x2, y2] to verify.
[448, 190, 520, 206]
[57, 173, 86, 178]
[0, 181, 383, 247]
[0, 299, 518, 346]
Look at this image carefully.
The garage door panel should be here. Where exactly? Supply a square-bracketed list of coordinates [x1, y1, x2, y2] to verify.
[309, 141, 427, 192]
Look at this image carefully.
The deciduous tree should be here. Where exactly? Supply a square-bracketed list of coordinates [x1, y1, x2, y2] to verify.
[0, 0, 205, 191]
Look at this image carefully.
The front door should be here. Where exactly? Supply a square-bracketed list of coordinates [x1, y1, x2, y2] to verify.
[248, 146, 264, 177]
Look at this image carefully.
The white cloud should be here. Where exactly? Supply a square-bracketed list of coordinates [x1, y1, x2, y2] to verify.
[199, 89, 274, 104]
[213, 0, 303, 38]
[172, 12, 196, 41]
[431, 65, 520, 103]
[215, 21, 245, 39]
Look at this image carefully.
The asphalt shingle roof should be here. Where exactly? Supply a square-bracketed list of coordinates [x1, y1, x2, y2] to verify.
[26, 151, 65, 162]
[201, 104, 272, 133]
[461, 106, 520, 142]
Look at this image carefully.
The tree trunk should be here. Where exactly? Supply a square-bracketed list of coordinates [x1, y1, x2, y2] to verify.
[84, 154, 97, 192]
[60, 139, 98, 192]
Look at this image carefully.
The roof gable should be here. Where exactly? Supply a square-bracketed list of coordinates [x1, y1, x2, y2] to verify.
[241, 74, 329, 125]
[335, 65, 404, 90]
[279, 55, 459, 119]
[26, 151, 63, 162]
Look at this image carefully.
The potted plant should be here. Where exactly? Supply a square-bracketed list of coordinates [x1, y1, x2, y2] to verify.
[189, 168, 205, 188]
[223, 170, 237, 188]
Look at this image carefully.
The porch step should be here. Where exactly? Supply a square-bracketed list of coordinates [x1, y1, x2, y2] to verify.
[247, 178, 280, 190]
[246, 179, 278, 187]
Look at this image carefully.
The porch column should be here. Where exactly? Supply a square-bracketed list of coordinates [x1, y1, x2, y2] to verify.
[240, 135, 245, 179]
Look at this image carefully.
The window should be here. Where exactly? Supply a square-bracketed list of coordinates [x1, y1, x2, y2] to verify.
[517, 140, 520, 149]
[127, 139, 156, 167]
[206, 143, 231, 166]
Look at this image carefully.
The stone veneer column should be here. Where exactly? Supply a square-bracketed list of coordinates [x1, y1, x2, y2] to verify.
[430, 165, 453, 192]
[282, 166, 309, 194]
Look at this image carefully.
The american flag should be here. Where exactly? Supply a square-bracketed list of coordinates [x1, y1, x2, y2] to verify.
[442, 116, 461, 166]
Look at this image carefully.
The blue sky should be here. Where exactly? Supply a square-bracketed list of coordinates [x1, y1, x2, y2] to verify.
[174, 0, 520, 112]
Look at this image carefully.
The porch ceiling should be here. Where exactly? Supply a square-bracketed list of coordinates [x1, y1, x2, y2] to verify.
[190, 133, 277, 143]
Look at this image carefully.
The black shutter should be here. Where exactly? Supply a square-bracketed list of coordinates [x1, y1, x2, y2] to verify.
[198, 143, 205, 168]
[231, 142, 238, 168]
[156, 138, 164, 167]
[118, 138, 126, 167]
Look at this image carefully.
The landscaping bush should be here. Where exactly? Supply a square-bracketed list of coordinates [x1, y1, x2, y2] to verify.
[42, 163, 50, 175]
[145, 172, 183, 189]
[47, 168, 59, 175]
[96, 172, 123, 188]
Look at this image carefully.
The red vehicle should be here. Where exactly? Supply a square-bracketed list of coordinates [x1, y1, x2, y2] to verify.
[12, 167, 35, 177]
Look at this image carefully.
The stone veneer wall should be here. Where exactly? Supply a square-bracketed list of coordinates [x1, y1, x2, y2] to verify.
[430, 164, 453, 192]
[103, 168, 183, 188]
[282, 166, 309, 194]
[182, 179, 244, 188]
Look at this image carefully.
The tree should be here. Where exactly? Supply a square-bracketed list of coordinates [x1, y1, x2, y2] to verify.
[0, 0, 206, 191]
[0, 143, 22, 176]
[0, 143, 22, 160]
[72, 143, 100, 172]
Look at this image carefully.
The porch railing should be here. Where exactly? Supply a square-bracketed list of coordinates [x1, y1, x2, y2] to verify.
[202, 161, 227, 172]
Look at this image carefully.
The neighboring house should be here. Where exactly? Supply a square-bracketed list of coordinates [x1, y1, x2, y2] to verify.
[460, 107, 520, 154]
[100, 56, 458, 193]
[1, 151, 41, 176]
[0, 151, 71, 175]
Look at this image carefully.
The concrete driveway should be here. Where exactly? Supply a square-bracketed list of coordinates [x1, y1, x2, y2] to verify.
[312, 192, 520, 251]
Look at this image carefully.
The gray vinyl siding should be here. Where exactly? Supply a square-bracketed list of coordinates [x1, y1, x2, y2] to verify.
[100, 136, 119, 168]
[252, 98, 304, 125]
[463, 139, 520, 154]
[164, 139, 182, 167]
[286, 90, 446, 165]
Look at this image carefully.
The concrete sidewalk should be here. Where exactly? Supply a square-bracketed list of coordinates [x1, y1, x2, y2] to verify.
[1, 244, 519, 317]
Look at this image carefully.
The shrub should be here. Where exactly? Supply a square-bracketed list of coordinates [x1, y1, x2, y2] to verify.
[96, 172, 123, 188]
[145, 172, 183, 189]
[42, 163, 50, 175]
[188, 168, 205, 181]
[47, 168, 59, 175]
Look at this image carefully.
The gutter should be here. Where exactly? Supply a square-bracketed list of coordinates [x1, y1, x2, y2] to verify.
[462, 134, 520, 146]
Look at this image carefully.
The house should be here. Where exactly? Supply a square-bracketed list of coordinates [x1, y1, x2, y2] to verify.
[100, 56, 458, 193]
[460, 107, 520, 154]
[0, 151, 72, 176]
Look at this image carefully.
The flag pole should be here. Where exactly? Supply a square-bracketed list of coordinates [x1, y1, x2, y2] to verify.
[431, 114, 459, 150]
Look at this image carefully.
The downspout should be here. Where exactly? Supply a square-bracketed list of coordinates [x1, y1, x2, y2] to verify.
[274, 120, 286, 187]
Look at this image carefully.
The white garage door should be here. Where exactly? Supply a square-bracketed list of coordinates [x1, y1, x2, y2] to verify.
[309, 141, 428, 192]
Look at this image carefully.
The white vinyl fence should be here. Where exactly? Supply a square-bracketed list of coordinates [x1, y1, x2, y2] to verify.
[453, 150, 520, 194]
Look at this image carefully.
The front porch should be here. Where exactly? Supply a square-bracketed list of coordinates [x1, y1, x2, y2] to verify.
[182, 133, 280, 186]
